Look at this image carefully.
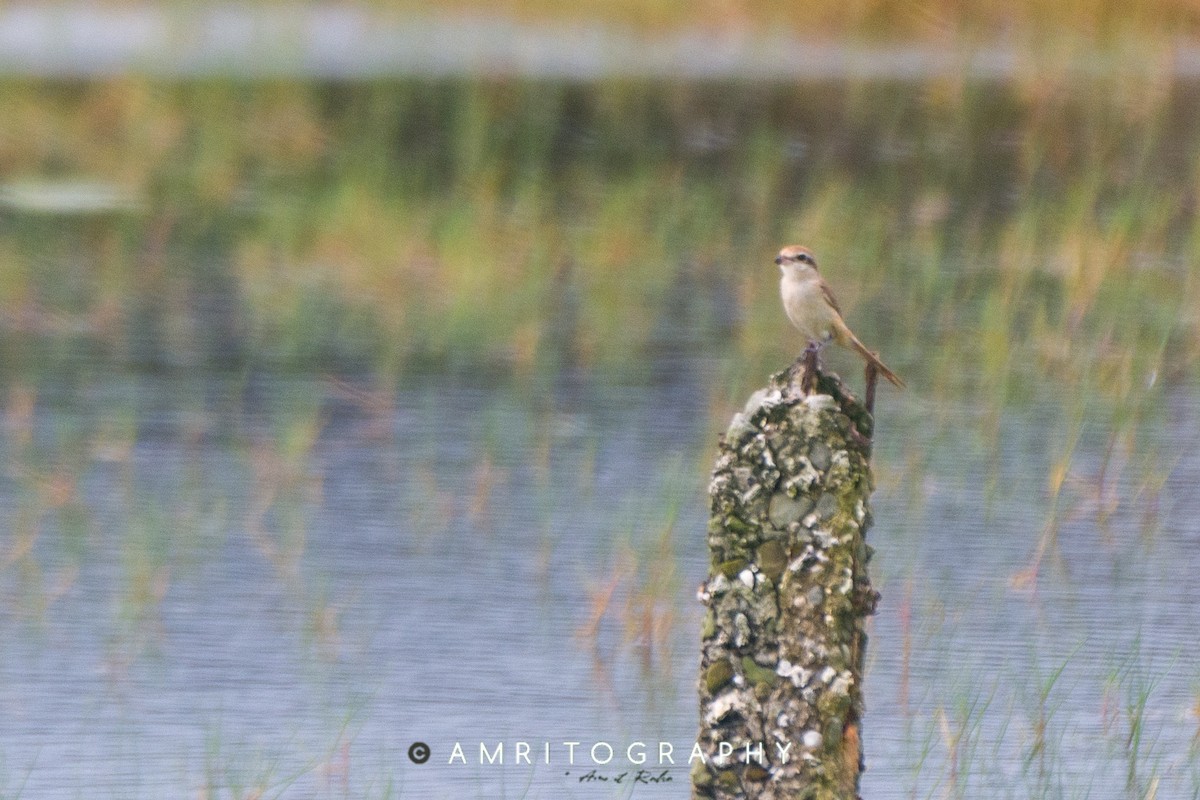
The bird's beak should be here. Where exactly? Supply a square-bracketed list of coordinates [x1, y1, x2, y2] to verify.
[774, 256, 783, 265]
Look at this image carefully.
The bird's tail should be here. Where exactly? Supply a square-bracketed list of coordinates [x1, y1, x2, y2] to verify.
[840, 323, 905, 389]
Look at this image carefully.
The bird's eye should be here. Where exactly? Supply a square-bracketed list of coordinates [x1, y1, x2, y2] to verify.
[797, 253, 810, 263]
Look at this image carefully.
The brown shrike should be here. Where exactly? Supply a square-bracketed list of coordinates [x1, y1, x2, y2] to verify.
[776, 245, 905, 388]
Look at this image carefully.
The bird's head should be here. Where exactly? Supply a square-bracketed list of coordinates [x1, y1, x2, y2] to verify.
[774, 245, 818, 277]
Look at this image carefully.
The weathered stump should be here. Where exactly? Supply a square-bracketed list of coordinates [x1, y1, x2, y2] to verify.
[693, 366, 879, 800]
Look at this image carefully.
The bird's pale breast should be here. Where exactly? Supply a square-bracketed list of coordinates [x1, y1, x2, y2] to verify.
[780, 274, 837, 343]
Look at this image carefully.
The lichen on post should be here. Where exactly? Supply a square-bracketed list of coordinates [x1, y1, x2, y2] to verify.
[693, 366, 879, 800]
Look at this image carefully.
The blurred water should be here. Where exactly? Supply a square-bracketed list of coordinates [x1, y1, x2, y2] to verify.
[0, 358, 1197, 799]
[0, 6, 1166, 80]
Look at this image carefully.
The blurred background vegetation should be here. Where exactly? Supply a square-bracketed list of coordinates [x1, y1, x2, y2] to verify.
[3, 70, 1196, 420]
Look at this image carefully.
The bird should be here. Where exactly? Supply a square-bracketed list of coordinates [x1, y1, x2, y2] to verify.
[776, 244, 905, 389]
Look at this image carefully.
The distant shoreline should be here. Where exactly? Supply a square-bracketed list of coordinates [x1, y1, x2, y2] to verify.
[1, 5, 1197, 79]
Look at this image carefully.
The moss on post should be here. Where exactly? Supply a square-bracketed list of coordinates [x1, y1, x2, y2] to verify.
[694, 366, 879, 800]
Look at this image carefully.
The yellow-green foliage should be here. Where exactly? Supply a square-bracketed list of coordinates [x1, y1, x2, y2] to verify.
[0, 70, 1197, 414]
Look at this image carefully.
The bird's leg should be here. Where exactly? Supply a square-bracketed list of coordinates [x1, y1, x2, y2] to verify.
[786, 343, 812, 381]
[800, 335, 835, 395]
[800, 340, 822, 395]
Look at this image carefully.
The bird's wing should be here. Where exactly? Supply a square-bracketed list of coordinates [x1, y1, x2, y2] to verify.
[819, 279, 843, 317]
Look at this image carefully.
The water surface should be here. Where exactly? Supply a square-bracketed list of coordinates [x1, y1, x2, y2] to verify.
[1, 360, 1197, 798]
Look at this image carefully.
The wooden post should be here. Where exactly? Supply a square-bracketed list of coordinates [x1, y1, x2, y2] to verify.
[693, 366, 878, 800]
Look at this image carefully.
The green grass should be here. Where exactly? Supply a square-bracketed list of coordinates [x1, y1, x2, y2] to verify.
[2, 76, 1197, 408]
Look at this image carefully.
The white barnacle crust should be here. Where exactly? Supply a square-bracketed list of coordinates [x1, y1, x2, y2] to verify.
[742, 387, 785, 421]
[775, 659, 813, 687]
[725, 412, 753, 444]
[758, 444, 777, 469]
[738, 568, 756, 588]
[803, 637, 830, 660]
[759, 388, 784, 409]
[837, 567, 854, 594]
[828, 449, 852, 481]
[829, 671, 854, 696]
[741, 388, 771, 415]
[704, 691, 743, 726]
[733, 613, 752, 647]
[787, 545, 815, 572]
[803, 393, 837, 411]
[782, 459, 821, 493]
[801, 730, 823, 749]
